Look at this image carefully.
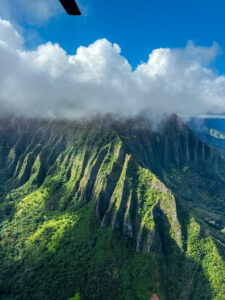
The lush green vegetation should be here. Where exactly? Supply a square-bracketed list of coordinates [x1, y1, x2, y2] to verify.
[0, 116, 225, 299]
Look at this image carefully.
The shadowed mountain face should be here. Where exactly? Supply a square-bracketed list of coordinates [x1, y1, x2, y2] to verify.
[188, 117, 225, 156]
[0, 115, 225, 300]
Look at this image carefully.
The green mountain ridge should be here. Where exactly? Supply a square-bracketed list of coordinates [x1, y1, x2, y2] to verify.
[0, 115, 225, 300]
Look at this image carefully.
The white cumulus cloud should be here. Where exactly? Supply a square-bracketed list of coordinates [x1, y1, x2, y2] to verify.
[0, 18, 23, 49]
[0, 18, 225, 119]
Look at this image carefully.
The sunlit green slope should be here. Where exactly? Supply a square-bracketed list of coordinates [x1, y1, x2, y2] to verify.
[0, 116, 224, 300]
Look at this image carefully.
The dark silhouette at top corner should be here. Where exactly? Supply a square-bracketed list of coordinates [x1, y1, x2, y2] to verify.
[59, 0, 81, 15]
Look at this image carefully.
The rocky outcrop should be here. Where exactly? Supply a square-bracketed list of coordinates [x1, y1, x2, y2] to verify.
[150, 294, 160, 300]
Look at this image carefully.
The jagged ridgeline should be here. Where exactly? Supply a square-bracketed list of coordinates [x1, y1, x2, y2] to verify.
[0, 115, 225, 300]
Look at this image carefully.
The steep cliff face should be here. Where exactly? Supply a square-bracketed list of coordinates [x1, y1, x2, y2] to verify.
[188, 117, 225, 156]
[0, 116, 225, 300]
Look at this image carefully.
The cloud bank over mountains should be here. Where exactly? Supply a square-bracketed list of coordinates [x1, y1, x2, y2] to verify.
[0, 17, 225, 119]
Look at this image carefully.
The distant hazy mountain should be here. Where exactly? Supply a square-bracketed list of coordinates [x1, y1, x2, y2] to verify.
[0, 115, 225, 300]
[187, 117, 225, 156]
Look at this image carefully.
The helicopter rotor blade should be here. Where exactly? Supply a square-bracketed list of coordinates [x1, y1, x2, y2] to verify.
[59, 0, 81, 15]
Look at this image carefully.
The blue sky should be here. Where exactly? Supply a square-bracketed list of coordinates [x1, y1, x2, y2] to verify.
[0, 0, 225, 118]
[19, 0, 225, 73]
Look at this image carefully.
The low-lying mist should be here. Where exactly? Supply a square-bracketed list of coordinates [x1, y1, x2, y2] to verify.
[0, 17, 225, 120]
